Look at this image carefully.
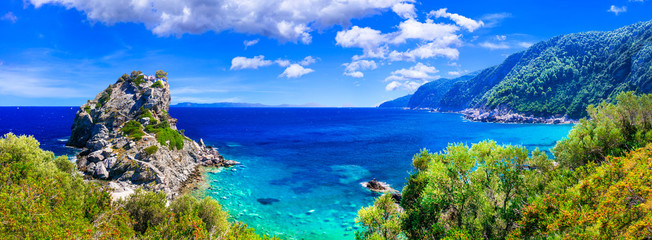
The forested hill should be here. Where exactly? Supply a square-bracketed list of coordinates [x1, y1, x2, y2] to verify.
[380, 20, 652, 119]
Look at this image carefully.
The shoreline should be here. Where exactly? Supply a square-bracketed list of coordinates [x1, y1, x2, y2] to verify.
[458, 108, 578, 124]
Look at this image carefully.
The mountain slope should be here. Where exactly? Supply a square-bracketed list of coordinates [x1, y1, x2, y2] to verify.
[449, 20, 652, 118]
[391, 20, 652, 120]
[409, 74, 476, 109]
[378, 94, 412, 108]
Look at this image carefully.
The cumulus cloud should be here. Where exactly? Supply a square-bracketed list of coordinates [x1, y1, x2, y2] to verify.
[279, 64, 314, 78]
[335, 8, 478, 65]
[230, 55, 273, 70]
[495, 35, 506, 41]
[244, 39, 259, 49]
[299, 56, 317, 66]
[336, 26, 388, 57]
[275, 59, 291, 67]
[1, 12, 17, 23]
[384, 62, 438, 91]
[428, 8, 484, 32]
[392, 3, 416, 19]
[608, 5, 627, 15]
[27, 0, 411, 43]
[343, 60, 377, 78]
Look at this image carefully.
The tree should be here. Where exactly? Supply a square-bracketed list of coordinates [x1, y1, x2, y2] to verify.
[155, 70, 168, 80]
[356, 194, 403, 240]
[554, 92, 652, 168]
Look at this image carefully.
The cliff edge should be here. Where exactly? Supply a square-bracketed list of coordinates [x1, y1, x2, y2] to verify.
[67, 70, 235, 198]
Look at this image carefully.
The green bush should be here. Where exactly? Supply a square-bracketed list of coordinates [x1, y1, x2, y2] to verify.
[0, 133, 135, 239]
[144, 145, 158, 155]
[138, 107, 158, 124]
[121, 120, 145, 141]
[554, 92, 652, 168]
[0, 133, 275, 239]
[84, 105, 91, 114]
[155, 70, 168, 80]
[145, 119, 184, 150]
[151, 80, 164, 88]
[133, 75, 146, 85]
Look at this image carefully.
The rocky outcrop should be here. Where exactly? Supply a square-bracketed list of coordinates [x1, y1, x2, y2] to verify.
[361, 178, 399, 193]
[459, 108, 578, 124]
[68, 71, 237, 199]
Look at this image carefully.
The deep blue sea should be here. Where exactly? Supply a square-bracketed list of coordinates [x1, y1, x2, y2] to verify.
[0, 107, 574, 239]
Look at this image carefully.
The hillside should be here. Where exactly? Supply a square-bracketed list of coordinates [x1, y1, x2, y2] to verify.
[381, 20, 652, 120]
[378, 94, 412, 108]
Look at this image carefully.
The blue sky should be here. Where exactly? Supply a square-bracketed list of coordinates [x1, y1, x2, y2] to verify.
[0, 0, 650, 107]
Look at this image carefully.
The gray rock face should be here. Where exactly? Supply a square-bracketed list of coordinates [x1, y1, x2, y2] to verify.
[67, 71, 236, 198]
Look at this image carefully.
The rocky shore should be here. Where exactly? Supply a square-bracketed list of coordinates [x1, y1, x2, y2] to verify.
[67, 71, 238, 199]
[459, 108, 578, 124]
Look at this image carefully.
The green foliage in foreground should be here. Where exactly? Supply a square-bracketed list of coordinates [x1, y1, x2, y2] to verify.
[511, 144, 652, 239]
[121, 120, 146, 141]
[0, 133, 275, 239]
[554, 92, 652, 168]
[357, 92, 652, 239]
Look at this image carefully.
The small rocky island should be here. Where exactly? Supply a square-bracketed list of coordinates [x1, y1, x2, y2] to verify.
[67, 70, 237, 199]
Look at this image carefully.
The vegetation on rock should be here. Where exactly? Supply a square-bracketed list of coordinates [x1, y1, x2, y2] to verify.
[121, 120, 146, 141]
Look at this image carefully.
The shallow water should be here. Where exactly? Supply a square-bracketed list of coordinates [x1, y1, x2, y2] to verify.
[169, 108, 574, 240]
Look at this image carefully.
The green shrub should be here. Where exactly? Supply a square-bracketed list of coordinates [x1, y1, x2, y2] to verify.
[121, 120, 145, 141]
[0, 133, 275, 239]
[144, 145, 158, 155]
[133, 75, 146, 85]
[138, 107, 158, 124]
[151, 80, 164, 88]
[155, 127, 184, 150]
[554, 92, 652, 168]
[130, 70, 142, 79]
[357, 141, 554, 240]
[84, 105, 91, 114]
[155, 70, 168, 80]
[0, 133, 135, 239]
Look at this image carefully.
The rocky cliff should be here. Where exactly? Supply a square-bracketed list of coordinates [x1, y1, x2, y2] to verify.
[68, 71, 236, 198]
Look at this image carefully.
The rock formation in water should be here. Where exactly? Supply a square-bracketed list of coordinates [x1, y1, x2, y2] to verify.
[67, 70, 237, 198]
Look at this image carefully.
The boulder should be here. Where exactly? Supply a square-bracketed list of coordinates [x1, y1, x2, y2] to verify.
[87, 150, 105, 163]
[94, 163, 109, 179]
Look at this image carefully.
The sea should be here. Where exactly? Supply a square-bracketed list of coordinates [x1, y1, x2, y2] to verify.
[0, 107, 574, 239]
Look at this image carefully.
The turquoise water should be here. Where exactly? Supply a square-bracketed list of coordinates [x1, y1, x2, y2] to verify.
[0, 107, 573, 239]
[169, 108, 574, 239]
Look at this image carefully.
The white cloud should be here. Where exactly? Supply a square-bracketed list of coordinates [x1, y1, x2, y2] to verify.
[28, 0, 410, 43]
[275, 59, 291, 67]
[336, 8, 478, 62]
[244, 39, 259, 49]
[391, 19, 460, 44]
[299, 56, 317, 66]
[479, 42, 510, 50]
[448, 71, 461, 76]
[384, 62, 438, 91]
[279, 64, 314, 78]
[517, 42, 534, 48]
[428, 8, 484, 32]
[608, 5, 627, 15]
[481, 12, 511, 28]
[230, 55, 273, 70]
[336, 26, 387, 57]
[495, 35, 506, 41]
[392, 3, 416, 19]
[1, 12, 17, 23]
[343, 60, 377, 78]
[0, 68, 83, 98]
